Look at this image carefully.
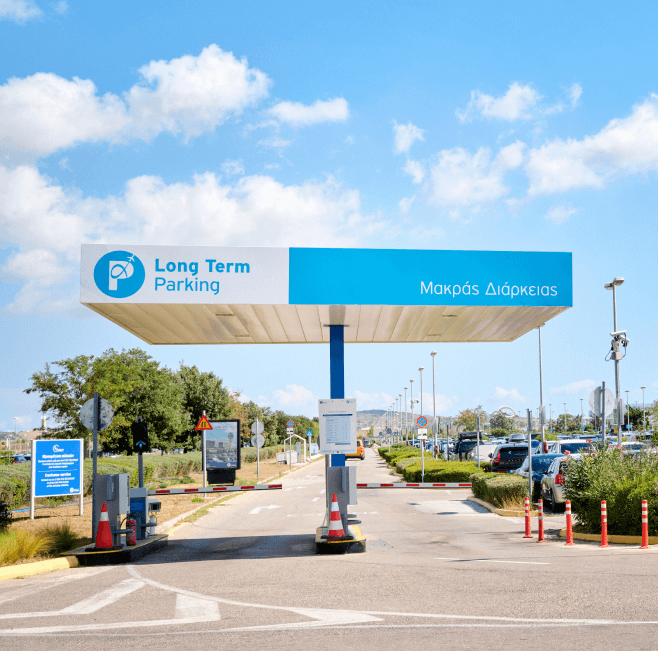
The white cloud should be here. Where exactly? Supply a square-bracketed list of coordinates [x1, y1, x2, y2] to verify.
[569, 83, 582, 108]
[0, 44, 271, 161]
[268, 97, 349, 127]
[0, 165, 386, 312]
[549, 379, 597, 396]
[545, 205, 578, 224]
[0, 0, 42, 22]
[353, 390, 395, 410]
[457, 83, 541, 123]
[403, 159, 425, 184]
[426, 141, 525, 208]
[393, 121, 425, 154]
[221, 159, 244, 176]
[418, 392, 459, 416]
[492, 387, 529, 405]
[398, 195, 415, 214]
[525, 94, 658, 197]
[273, 384, 318, 409]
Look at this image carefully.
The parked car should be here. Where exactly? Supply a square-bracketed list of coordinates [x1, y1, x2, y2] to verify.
[489, 444, 530, 472]
[541, 454, 582, 512]
[513, 453, 564, 499]
[12, 455, 27, 463]
[467, 443, 497, 464]
[546, 439, 595, 455]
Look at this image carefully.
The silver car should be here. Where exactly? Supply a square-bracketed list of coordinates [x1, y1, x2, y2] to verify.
[540, 454, 582, 512]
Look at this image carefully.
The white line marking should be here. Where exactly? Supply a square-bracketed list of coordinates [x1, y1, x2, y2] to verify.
[174, 594, 220, 621]
[434, 557, 550, 565]
[320, 489, 326, 494]
[59, 579, 145, 614]
[248, 505, 281, 515]
[312, 497, 320, 502]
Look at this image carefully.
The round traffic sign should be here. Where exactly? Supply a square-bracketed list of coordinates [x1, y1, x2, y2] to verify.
[80, 397, 114, 431]
[251, 434, 265, 448]
[251, 421, 265, 435]
[417, 416, 427, 428]
[286, 419, 294, 427]
[386, 427, 392, 434]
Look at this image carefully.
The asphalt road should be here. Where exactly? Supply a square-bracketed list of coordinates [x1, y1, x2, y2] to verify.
[1, 447, 658, 650]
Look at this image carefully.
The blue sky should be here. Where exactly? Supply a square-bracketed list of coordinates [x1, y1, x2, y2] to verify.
[1, 0, 657, 431]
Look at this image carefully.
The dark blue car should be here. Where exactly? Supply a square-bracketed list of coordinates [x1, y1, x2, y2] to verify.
[513, 453, 565, 499]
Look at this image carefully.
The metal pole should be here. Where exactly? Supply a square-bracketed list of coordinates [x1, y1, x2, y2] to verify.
[410, 379, 414, 446]
[625, 390, 630, 431]
[564, 403, 567, 433]
[476, 415, 481, 469]
[527, 409, 533, 502]
[419, 367, 425, 480]
[601, 381, 606, 447]
[137, 415, 144, 488]
[538, 326, 545, 449]
[419, 367, 424, 418]
[256, 417, 260, 480]
[92, 391, 99, 542]
[642, 386, 646, 437]
[202, 410, 207, 490]
[399, 394, 402, 442]
[612, 284, 622, 446]
[404, 387, 408, 443]
[431, 351, 437, 458]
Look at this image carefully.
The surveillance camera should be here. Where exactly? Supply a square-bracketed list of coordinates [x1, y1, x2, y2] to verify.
[610, 330, 626, 337]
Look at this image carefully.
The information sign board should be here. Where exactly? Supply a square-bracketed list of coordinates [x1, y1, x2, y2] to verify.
[318, 398, 357, 454]
[31, 439, 83, 519]
[204, 420, 241, 470]
[417, 428, 427, 436]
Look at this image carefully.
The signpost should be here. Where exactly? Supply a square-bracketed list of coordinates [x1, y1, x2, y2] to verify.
[251, 419, 265, 479]
[30, 439, 83, 520]
[80, 393, 114, 540]
[196, 412, 213, 489]
[417, 416, 428, 481]
[131, 418, 149, 488]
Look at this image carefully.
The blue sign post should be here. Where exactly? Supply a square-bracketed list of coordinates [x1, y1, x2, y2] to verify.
[30, 439, 84, 520]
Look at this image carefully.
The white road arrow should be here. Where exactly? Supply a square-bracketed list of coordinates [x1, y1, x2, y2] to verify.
[249, 505, 282, 515]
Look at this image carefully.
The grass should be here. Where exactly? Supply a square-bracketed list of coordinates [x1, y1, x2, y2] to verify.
[41, 523, 81, 554]
[0, 529, 48, 565]
[191, 497, 204, 503]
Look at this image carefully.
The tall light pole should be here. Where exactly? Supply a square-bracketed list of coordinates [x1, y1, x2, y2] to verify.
[419, 367, 424, 418]
[431, 351, 437, 458]
[398, 394, 402, 442]
[564, 403, 568, 433]
[625, 389, 630, 431]
[604, 277, 625, 445]
[580, 398, 584, 431]
[537, 325, 545, 448]
[409, 379, 414, 445]
[404, 387, 408, 443]
[641, 386, 647, 437]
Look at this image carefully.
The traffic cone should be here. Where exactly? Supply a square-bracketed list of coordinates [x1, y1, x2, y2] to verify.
[95, 502, 114, 549]
[327, 494, 345, 540]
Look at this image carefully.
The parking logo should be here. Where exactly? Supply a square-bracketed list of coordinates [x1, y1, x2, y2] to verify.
[94, 250, 146, 298]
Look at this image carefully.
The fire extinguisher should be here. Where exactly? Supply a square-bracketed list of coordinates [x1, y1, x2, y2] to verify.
[126, 517, 137, 546]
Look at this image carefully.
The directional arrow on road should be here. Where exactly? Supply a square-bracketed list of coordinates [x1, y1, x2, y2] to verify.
[248, 505, 282, 515]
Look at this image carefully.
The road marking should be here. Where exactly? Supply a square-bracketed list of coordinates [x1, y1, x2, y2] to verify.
[248, 505, 282, 515]
[174, 594, 220, 621]
[282, 486, 306, 491]
[312, 497, 320, 501]
[434, 557, 550, 565]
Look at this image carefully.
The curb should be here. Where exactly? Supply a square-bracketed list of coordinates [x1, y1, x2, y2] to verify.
[558, 528, 658, 545]
[0, 556, 78, 582]
[467, 497, 537, 517]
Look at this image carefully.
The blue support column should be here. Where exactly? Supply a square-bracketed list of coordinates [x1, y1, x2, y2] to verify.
[330, 325, 345, 467]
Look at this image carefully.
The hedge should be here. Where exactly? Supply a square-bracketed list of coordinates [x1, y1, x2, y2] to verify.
[470, 472, 528, 508]
[403, 460, 483, 483]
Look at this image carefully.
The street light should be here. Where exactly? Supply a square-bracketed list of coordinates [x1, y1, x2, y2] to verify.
[641, 386, 647, 436]
[431, 351, 437, 458]
[410, 379, 415, 445]
[604, 276, 625, 445]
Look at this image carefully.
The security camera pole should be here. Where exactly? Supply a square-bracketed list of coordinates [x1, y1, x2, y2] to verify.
[604, 277, 625, 446]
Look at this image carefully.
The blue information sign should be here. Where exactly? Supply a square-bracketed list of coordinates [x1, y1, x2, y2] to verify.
[32, 439, 83, 498]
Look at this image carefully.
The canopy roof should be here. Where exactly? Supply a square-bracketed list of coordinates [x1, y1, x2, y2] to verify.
[80, 246, 572, 345]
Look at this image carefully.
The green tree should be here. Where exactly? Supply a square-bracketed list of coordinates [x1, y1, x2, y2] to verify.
[25, 348, 186, 453]
[490, 412, 515, 433]
[454, 405, 486, 431]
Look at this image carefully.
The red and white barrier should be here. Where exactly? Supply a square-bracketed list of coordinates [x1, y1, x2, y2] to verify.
[523, 497, 532, 538]
[356, 482, 471, 489]
[565, 500, 574, 546]
[641, 499, 649, 550]
[600, 500, 609, 548]
[537, 499, 545, 543]
[149, 484, 282, 495]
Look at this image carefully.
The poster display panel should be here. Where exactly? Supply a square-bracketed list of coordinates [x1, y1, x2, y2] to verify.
[318, 399, 357, 454]
[204, 420, 241, 470]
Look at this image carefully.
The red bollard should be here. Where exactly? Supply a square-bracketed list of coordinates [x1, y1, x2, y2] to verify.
[565, 500, 574, 546]
[523, 497, 532, 538]
[600, 500, 609, 548]
[641, 499, 649, 549]
[537, 499, 546, 543]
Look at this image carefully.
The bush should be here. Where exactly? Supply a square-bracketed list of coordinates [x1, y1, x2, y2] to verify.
[403, 460, 483, 483]
[42, 523, 80, 554]
[0, 529, 48, 565]
[564, 449, 658, 534]
[0, 499, 11, 532]
[470, 472, 529, 508]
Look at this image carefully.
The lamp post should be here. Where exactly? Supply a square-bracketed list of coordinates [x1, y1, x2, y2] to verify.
[564, 403, 568, 433]
[431, 351, 437, 458]
[410, 379, 414, 446]
[604, 277, 625, 445]
[404, 387, 408, 443]
[641, 386, 647, 437]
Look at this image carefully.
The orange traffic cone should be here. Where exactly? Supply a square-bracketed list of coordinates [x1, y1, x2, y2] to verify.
[95, 502, 114, 549]
[327, 494, 345, 540]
